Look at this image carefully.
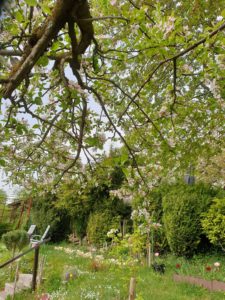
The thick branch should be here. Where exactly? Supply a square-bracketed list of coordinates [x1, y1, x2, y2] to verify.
[1, 0, 94, 98]
[0, 50, 22, 56]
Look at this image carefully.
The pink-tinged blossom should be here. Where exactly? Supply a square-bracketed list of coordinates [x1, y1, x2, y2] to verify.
[110, 0, 117, 6]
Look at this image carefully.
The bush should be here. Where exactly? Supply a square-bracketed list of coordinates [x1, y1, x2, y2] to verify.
[0, 222, 12, 238]
[2, 229, 29, 252]
[201, 198, 225, 250]
[162, 183, 217, 257]
[31, 193, 71, 242]
[87, 211, 120, 246]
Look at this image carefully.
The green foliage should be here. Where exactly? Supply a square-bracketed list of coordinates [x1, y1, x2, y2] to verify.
[0, 222, 12, 238]
[201, 198, 225, 249]
[0, 0, 225, 192]
[87, 211, 120, 246]
[162, 183, 217, 257]
[2, 229, 29, 251]
[110, 166, 126, 189]
[57, 174, 131, 242]
[31, 193, 71, 243]
[0, 189, 7, 203]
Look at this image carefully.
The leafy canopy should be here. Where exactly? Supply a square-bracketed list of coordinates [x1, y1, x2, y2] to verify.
[0, 0, 224, 189]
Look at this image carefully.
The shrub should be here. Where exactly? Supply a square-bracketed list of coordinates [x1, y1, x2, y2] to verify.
[0, 222, 12, 238]
[31, 193, 71, 242]
[201, 198, 225, 250]
[87, 211, 120, 246]
[162, 183, 217, 257]
[2, 229, 29, 252]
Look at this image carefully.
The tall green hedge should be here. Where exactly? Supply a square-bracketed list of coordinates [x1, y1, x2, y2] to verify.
[31, 193, 71, 242]
[87, 211, 120, 246]
[162, 183, 217, 257]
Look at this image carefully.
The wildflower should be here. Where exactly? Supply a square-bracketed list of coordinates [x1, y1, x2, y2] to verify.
[205, 266, 212, 272]
[38, 294, 50, 300]
[214, 262, 220, 268]
[175, 263, 181, 269]
[154, 252, 159, 257]
[110, 0, 117, 6]
[152, 223, 162, 229]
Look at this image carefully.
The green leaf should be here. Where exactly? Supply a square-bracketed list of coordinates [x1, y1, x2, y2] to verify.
[93, 55, 100, 73]
[51, 41, 61, 52]
[40, 3, 51, 14]
[37, 56, 49, 67]
[25, 0, 37, 6]
[34, 97, 42, 105]
[32, 124, 40, 129]
[0, 159, 6, 167]
[122, 167, 129, 178]
[85, 136, 100, 147]
[15, 11, 24, 23]
[16, 125, 23, 135]
[120, 153, 128, 165]
[221, 9, 225, 18]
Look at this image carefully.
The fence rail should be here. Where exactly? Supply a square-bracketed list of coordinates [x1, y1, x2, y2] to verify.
[0, 237, 50, 290]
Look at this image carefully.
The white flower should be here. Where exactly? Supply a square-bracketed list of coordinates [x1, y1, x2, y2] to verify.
[183, 64, 193, 73]
[164, 16, 176, 37]
[214, 262, 220, 267]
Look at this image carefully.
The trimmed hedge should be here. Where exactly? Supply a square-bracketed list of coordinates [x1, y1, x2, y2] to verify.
[162, 183, 217, 257]
[87, 210, 120, 246]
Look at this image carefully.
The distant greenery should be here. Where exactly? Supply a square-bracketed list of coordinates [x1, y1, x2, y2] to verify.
[30, 164, 131, 244]
[31, 193, 71, 243]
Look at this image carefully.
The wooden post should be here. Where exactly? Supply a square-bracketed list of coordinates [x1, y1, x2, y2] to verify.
[146, 230, 151, 267]
[12, 261, 19, 300]
[123, 219, 127, 237]
[38, 255, 46, 287]
[32, 246, 39, 291]
[128, 277, 136, 300]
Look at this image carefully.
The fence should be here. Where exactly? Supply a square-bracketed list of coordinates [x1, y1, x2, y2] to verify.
[0, 238, 50, 291]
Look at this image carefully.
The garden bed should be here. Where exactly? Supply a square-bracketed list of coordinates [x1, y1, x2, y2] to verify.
[173, 274, 225, 292]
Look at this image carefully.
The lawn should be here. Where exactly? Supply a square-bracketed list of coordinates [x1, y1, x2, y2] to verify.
[0, 243, 225, 300]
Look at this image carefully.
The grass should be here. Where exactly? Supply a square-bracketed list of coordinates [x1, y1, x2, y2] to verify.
[0, 243, 225, 299]
[165, 253, 225, 281]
